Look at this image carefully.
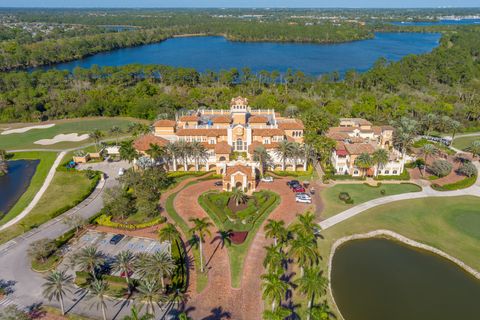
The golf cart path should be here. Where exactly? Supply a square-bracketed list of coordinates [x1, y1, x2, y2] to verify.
[0, 151, 66, 231]
[319, 161, 480, 230]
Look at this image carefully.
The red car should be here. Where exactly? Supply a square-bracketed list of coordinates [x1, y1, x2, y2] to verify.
[292, 185, 306, 193]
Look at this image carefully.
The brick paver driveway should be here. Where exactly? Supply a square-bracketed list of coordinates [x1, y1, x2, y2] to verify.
[174, 177, 310, 319]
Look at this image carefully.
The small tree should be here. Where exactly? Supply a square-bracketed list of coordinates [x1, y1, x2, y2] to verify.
[0, 305, 30, 320]
[430, 159, 453, 177]
[42, 270, 74, 315]
[89, 130, 104, 152]
[466, 140, 480, 158]
[458, 162, 478, 177]
[354, 153, 374, 177]
[230, 188, 248, 206]
[28, 238, 56, 263]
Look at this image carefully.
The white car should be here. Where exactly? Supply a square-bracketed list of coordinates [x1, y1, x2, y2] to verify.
[296, 194, 312, 204]
[261, 176, 274, 183]
[118, 168, 125, 176]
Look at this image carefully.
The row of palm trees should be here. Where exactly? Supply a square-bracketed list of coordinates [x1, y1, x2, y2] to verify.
[262, 213, 333, 320]
[353, 148, 389, 177]
[273, 140, 314, 172]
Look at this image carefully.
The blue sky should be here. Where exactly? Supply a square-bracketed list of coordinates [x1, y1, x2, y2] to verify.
[1, 1, 479, 8]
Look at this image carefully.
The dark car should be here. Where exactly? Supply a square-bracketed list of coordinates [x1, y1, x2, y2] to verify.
[109, 234, 125, 245]
[287, 180, 301, 188]
[214, 181, 223, 187]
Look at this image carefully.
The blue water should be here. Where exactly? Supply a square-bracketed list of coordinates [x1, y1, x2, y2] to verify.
[43, 32, 441, 76]
[392, 19, 480, 26]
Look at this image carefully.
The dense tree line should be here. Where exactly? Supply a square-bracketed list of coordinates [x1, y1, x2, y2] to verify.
[0, 29, 479, 132]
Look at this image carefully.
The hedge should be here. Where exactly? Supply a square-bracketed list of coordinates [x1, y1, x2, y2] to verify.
[167, 171, 212, 178]
[272, 165, 314, 177]
[94, 214, 166, 230]
[374, 169, 410, 181]
[431, 176, 477, 191]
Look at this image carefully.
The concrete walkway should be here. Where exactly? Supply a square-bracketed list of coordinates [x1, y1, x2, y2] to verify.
[319, 161, 480, 230]
[0, 151, 66, 231]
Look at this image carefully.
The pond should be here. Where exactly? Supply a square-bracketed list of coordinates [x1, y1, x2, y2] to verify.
[42, 32, 441, 76]
[331, 238, 480, 320]
[0, 160, 39, 218]
[392, 19, 480, 26]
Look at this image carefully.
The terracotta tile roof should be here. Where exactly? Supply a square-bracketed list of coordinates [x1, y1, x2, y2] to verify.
[327, 132, 349, 141]
[345, 143, 375, 155]
[230, 96, 248, 106]
[328, 127, 356, 134]
[340, 118, 372, 126]
[153, 119, 176, 127]
[224, 165, 254, 180]
[215, 142, 231, 154]
[381, 125, 395, 131]
[249, 115, 268, 124]
[252, 128, 285, 137]
[179, 115, 199, 122]
[133, 134, 169, 152]
[248, 141, 279, 154]
[372, 126, 383, 135]
[201, 143, 215, 150]
[176, 128, 227, 137]
[212, 115, 232, 124]
[277, 120, 305, 130]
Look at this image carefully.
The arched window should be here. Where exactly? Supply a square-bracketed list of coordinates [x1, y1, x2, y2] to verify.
[219, 156, 226, 161]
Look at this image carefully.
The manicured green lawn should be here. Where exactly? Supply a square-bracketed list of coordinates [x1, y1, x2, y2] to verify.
[320, 183, 422, 219]
[452, 135, 480, 151]
[0, 117, 144, 150]
[0, 151, 57, 226]
[0, 153, 98, 244]
[198, 190, 280, 287]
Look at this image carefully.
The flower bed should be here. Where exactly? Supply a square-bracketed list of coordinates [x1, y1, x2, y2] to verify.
[94, 214, 166, 230]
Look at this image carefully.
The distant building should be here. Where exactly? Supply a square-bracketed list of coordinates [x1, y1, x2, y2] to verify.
[134, 97, 306, 193]
[327, 118, 406, 177]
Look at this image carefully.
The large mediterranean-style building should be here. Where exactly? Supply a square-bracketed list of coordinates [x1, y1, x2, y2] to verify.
[133, 97, 306, 193]
[327, 118, 406, 177]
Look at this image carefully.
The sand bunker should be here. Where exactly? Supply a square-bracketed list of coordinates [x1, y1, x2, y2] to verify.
[34, 133, 89, 145]
[1, 124, 56, 135]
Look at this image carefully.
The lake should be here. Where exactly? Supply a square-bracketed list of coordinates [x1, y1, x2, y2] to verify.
[0, 160, 39, 217]
[43, 32, 441, 76]
[392, 19, 480, 26]
[331, 238, 480, 320]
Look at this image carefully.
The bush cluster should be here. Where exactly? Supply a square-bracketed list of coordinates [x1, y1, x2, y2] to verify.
[95, 214, 166, 230]
[338, 192, 354, 204]
[429, 160, 453, 177]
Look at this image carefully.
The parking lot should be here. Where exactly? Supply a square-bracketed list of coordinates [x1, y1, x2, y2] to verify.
[59, 230, 171, 275]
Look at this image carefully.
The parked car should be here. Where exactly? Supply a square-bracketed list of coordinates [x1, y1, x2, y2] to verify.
[296, 192, 312, 199]
[214, 181, 223, 187]
[292, 185, 306, 193]
[296, 194, 312, 204]
[287, 180, 301, 188]
[118, 168, 125, 176]
[109, 234, 125, 245]
[261, 176, 274, 183]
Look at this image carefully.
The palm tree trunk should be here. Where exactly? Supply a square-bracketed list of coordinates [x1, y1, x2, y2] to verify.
[300, 265, 304, 277]
[184, 158, 188, 171]
[307, 293, 315, 320]
[101, 305, 107, 320]
[160, 276, 165, 290]
[125, 274, 131, 294]
[173, 158, 177, 171]
[199, 240, 204, 272]
[60, 296, 65, 316]
[282, 159, 285, 171]
[272, 300, 276, 311]
[274, 237, 278, 247]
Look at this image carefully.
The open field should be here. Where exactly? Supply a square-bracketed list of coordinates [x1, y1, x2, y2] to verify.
[319, 196, 480, 316]
[319, 183, 422, 219]
[0, 152, 57, 226]
[0, 117, 147, 150]
[453, 135, 480, 151]
[0, 154, 98, 244]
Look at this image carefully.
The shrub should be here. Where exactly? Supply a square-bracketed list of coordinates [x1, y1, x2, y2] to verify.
[94, 214, 165, 230]
[458, 162, 478, 177]
[380, 189, 386, 195]
[429, 160, 452, 178]
[338, 192, 353, 204]
[374, 169, 410, 181]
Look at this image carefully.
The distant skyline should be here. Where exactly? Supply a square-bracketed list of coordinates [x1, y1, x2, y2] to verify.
[1, 1, 480, 9]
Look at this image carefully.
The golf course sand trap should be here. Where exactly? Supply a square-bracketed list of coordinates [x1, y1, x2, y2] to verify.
[34, 133, 89, 145]
[1, 124, 56, 135]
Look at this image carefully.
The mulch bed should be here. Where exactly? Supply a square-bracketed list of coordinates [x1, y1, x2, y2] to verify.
[230, 231, 248, 245]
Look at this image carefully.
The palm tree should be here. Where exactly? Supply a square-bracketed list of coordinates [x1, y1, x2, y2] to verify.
[310, 303, 334, 320]
[136, 279, 165, 316]
[159, 223, 181, 257]
[289, 142, 304, 172]
[290, 212, 318, 239]
[275, 140, 293, 171]
[422, 113, 438, 137]
[89, 129, 104, 152]
[262, 306, 292, 320]
[0, 149, 8, 175]
[253, 146, 271, 177]
[450, 120, 462, 142]
[112, 250, 136, 294]
[289, 234, 319, 277]
[146, 143, 164, 165]
[122, 306, 154, 320]
[392, 117, 418, 157]
[212, 230, 232, 249]
[261, 272, 288, 311]
[230, 187, 248, 206]
[421, 144, 438, 172]
[372, 148, 389, 176]
[264, 220, 288, 247]
[467, 140, 480, 158]
[87, 280, 109, 320]
[72, 246, 105, 280]
[354, 152, 374, 177]
[165, 142, 179, 171]
[110, 126, 122, 145]
[191, 141, 208, 171]
[263, 245, 288, 274]
[42, 270, 73, 316]
[151, 251, 176, 290]
[188, 217, 213, 273]
[296, 266, 328, 320]
[120, 140, 139, 167]
[302, 143, 316, 171]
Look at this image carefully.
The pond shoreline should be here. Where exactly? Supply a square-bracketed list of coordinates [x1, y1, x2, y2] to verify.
[327, 229, 480, 320]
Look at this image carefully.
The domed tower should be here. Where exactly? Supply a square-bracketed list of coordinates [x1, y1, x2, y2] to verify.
[230, 96, 250, 125]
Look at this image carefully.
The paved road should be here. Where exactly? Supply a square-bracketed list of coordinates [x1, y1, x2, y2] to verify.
[319, 161, 480, 230]
[0, 151, 66, 231]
